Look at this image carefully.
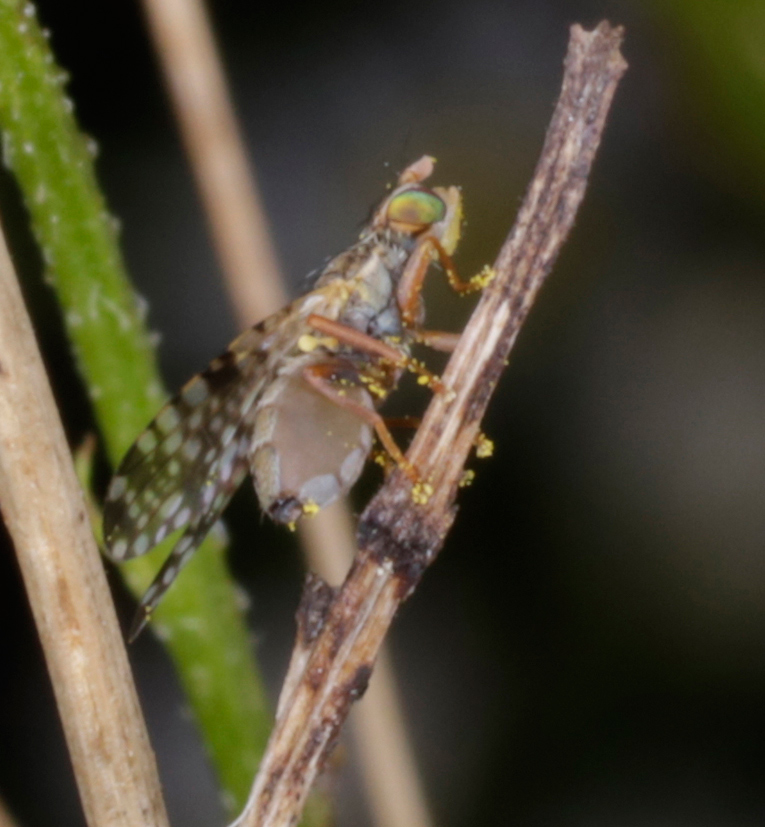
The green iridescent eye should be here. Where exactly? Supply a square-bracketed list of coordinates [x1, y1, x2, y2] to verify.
[386, 188, 446, 229]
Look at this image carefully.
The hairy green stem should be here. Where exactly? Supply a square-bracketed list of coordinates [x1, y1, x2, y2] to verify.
[0, 0, 272, 813]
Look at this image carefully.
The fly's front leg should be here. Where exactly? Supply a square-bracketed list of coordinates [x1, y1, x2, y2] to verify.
[397, 233, 495, 331]
[306, 314, 446, 393]
[302, 360, 417, 481]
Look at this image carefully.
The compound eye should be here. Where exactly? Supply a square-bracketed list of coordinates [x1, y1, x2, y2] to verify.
[386, 187, 446, 232]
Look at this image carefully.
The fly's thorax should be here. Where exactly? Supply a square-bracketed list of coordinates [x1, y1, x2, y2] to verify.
[248, 351, 375, 525]
[330, 232, 412, 340]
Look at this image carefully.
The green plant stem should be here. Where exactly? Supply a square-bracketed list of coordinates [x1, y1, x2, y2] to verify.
[0, 0, 271, 813]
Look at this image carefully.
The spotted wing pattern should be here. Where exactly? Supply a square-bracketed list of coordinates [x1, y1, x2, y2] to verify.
[103, 344, 269, 639]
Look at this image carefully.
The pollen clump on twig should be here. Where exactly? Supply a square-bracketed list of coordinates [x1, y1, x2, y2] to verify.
[410, 481, 434, 505]
[475, 433, 494, 459]
[459, 469, 475, 488]
[468, 264, 497, 291]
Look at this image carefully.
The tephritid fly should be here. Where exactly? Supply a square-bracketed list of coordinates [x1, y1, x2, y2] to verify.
[103, 156, 489, 638]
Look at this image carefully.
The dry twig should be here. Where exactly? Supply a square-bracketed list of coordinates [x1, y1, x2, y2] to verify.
[0, 225, 168, 827]
[0, 797, 19, 827]
[140, 0, 285, 320]
[234, 21, 628, 827]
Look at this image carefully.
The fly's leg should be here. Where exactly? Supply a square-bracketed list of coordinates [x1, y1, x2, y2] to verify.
[396, 233, 495, 329]
[413, 330, 461, 353]
[398, 235, 493, 320]
[371, 416, 422, 473]
[306, 314, 446, 393]
[302, 361, 418, 480]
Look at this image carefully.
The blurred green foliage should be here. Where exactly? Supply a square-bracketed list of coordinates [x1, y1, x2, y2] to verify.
[656, 0, 765, 202]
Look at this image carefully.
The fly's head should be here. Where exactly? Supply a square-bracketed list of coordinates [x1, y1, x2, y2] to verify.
[371, 156, 463, 255]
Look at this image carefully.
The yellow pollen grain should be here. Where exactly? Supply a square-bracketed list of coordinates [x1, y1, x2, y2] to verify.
[298, 334, 320, 353]
[475, 434, 494, 458]
[287, 521, 297, 532]
[302, 500, 320, 517]
[459, 469, 476, 488]
[416, 375, 431, 386]
[298, 334, 339, 353]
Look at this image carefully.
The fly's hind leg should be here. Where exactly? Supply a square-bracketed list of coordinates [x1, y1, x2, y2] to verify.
[302, 360, 418, 482]
[371, 416, 422, 473]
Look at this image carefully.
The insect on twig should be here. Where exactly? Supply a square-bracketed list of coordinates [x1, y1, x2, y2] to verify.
[102, 155, 489, 639]
[228, 23, 628, 827]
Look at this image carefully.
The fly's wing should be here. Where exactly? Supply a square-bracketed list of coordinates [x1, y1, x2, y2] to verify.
[103, 339, 270, 639]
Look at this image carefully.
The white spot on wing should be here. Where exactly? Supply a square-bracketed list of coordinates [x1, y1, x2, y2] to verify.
[174, 507, 191, 529]
[133, 534, 150, 556]
[137, 430, 158, 453]
[160, 493, 183, 519]
[183, 438, 202, 461]
[111, 538, 128, 560]
[163, 431, 183, 455]
[182, 378, 209, 406]
[107, 475, 127, 500]
[156, 406, 181, 433]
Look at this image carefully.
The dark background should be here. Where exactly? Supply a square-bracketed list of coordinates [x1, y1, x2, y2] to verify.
[2, 1, 765, 825]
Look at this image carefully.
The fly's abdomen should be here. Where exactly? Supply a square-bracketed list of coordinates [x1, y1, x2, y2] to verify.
[249, 358, 375, 524]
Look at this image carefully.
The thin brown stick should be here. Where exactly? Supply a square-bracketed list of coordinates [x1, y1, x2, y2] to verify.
[140, 0, 286, 320]
[0, 221, 168, 827]
[0, 797, 19, 827]
[234, 21, 628, 827]
[140, 2, 434, 826]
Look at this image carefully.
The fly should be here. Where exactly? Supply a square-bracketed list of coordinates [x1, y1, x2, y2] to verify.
[102, 156, 488, 639]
